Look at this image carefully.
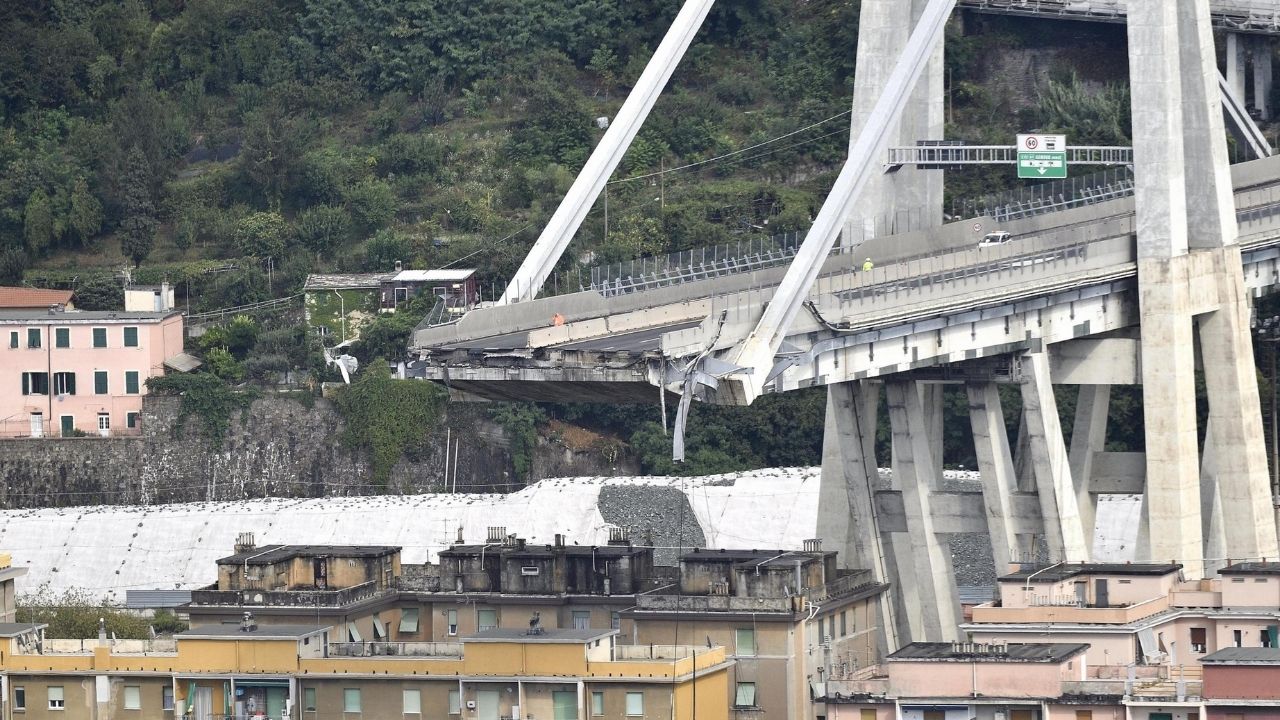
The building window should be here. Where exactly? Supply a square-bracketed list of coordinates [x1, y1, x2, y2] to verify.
[591, 692, 604, 716]
[98, 413, 110, 433]
[402, 689, 421, 715]
[611, 612, 621, 630]
[48, 687, 64, 710]
[399, 607, 420, 634]
[1076, 712, 1093, 720]
[840, 611, 847, 636]
[1190, 627, 1207, 653]
[55, 328, 69, 348]
[53, 372, 76, 396]
[447, 609, 458, 636]
[93, 327, 107, 348]
[126, 412, 139, 429]
[8, 331, 16, 348]
[21, 372, 49, 395]
[572, 610, 591, 629]
[1234, 629, 1244, 647]
[123, 326, 139, 347]
[624, 692, 643, 716]
[27, 328, 40, 348]
[124, 686, 141, 710]
[372, 613, 387, 639]
[478, 608, 497, 632]
[125, 371, 140, 395]
[447, 690, 460, 715]
[343, 688, 361, 714]
[162, 687, 174, 711]
[14, 686, 24, 711]
[94, 370, 108, 394]
[347, 622, 362, 643]
[734, 682, 757, 708]
[736, 628, 757, 656]
[303, 688, 316, 712]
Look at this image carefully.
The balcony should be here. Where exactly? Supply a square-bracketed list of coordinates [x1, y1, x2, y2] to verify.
[634, 594, 794, 613]
[190, 580, 388, 608]
[970, 594, 1170, 624]
[326, 641, 462, 658]
[809, 573, 882, 603]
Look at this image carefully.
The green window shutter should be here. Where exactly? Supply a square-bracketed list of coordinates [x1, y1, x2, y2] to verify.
[27, 328, 40, 348]
[55, 328, 69, 348]
[94, 371, 108, 395]
[21, 373, 29, 396]
[126, 413, 138, 429]
[125, 371, 139, 394]
[9, 331, 17, 348]
[93, 328, 106, 347]
[123, 326, 138, 347]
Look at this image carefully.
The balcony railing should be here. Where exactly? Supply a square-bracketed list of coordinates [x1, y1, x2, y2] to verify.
[327, 641, 462, 658]
[190, 580, 388, 608]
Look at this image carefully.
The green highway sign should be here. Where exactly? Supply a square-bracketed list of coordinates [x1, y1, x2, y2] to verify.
[1017, 134, 1068, 179]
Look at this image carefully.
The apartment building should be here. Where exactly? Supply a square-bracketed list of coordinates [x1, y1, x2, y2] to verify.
[0, 619, 730, 720]
[1199, 646, 1280, 719]
[624, 545, 887, 720]
[0, 307, 184, 438]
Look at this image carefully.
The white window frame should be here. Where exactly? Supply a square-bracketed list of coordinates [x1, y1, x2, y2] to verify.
[625, 692, 643, 717]
[343, 688, 361, 714]
[477, 608, 497, 632]
[124, 369, 141, 395]
[48, 686, 64, 710]
[303, 688, 317, 712]
[402, 689, 421, 715]
[734, 682, 757, 708]
[736, 627, 757, 656]
[572, 610, 591, 630]
[162, 687, 174, 711]
[398, 607, 420, 634]
[14, 685, 25, 711]
[123, 685, 141, 710]
[591, 691, 604, 716]
[447, 690, 460, 715]
[447, 609, 458, 636]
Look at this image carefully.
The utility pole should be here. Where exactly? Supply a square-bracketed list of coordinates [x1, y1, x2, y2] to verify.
[659, 156, 665, 212]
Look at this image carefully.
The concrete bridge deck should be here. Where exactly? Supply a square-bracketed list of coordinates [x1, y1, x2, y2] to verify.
[412, 155, 1280, 403]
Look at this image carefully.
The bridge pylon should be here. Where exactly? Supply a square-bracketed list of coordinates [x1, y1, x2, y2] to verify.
[1128, 0, 1278, 579]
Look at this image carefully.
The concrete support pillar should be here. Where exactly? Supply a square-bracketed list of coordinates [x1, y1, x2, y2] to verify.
[1252, 37, 1273, 122]
[1128, 0, 1206, 578]
[966, 382, 1021, 574]
[1227, 32, 1247, 104]
[1068, 385, 1110, 553]
[1019, 351, 1090, 563]
[1200, 417, 1227, 576]
[844, 0, 944, 246]
[886, 380, 961, 641]
[816, 381, 902, 652]
[1200, 251, 1280, 563]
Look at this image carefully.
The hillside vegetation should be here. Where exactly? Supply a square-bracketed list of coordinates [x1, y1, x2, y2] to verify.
[1, 2, 1162, 477]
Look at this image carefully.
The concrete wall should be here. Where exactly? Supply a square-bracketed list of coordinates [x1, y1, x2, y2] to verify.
[1204, 664, 1280, 700]
[0, 396, 630, 508]
[1221, 575, 1280, 607]
[887, 660, 1070, 698]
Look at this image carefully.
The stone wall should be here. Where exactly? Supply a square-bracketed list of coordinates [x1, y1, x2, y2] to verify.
[0, 395, 637, 508]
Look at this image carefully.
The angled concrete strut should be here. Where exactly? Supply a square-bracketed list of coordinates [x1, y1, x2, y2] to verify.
[722, 0, 957, 404]
[498, 0, 716, 306]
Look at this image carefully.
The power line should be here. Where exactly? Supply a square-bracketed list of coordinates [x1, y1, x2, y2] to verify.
[607, 109, 853, 185]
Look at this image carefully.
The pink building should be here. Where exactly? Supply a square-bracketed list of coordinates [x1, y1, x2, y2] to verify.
[0, 308, 184, 438]
[1200, 646, 1280, 718]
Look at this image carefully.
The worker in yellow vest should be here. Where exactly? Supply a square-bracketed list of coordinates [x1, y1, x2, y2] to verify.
[862, 257, 874, 272]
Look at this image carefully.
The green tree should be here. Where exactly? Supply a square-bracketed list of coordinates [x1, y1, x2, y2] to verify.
[66, 177, 103, 246]
[294, 204, 351, 259]
[119, 146, 157, 266]
[234, 211, 287, 259]
[74, 275, 123, 310]
[344, 178, 398, 235]
[22, 187, 55, 254]
[18, 586, 154, 640]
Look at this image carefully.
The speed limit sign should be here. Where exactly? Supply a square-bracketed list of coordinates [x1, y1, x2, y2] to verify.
[973, 222, 982, 233]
